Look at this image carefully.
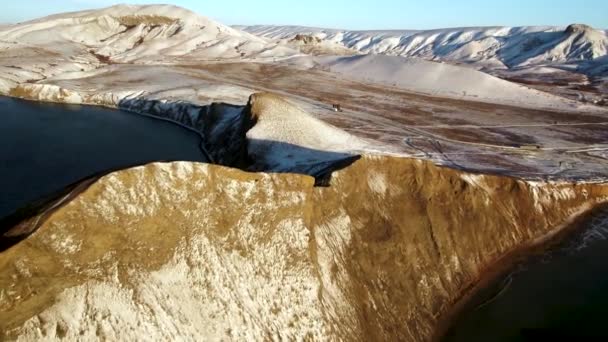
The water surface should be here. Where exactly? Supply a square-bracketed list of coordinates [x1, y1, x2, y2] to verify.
[0, 96, 207, 219]
[445, 210, 608, 341]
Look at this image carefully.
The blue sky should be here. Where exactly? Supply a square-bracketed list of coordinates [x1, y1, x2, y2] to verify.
[3, 0, 607, 29]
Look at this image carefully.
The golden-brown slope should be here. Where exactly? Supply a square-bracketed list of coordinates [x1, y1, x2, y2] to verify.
[1, 155, 607, 341]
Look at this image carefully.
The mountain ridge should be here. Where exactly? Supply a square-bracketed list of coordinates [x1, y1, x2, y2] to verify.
[240, 23, 608, 69]
[0, 4, 290, 64]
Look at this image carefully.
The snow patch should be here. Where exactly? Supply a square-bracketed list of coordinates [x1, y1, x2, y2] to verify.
[461, 174, 494, 195]
[367, 171, 388, 195]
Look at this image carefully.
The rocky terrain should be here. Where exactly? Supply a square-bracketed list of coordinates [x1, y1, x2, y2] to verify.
[1, 4, 608, 342]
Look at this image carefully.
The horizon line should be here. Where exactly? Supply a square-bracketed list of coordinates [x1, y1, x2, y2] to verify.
[2, 4, 606, 32]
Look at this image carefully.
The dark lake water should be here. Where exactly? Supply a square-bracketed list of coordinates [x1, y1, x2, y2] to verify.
[0, 96, 208, 219]
[444, 209, 608, 341]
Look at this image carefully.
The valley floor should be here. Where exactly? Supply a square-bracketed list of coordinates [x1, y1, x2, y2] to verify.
[7, 61, 608, 181]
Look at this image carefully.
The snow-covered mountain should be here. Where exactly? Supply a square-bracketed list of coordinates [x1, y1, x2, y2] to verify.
[238, 24, 608, 69]
[0, 4, 304, 92]
[0, 5, 295, 64]
[1, 4, 605, 111]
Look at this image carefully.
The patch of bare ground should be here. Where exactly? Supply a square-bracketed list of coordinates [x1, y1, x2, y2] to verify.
[497, 70, 587, 87]
[423, 127, 526, 146]
[483, 128, 539, 145]
[116, 15, 178, 28]
[189, 62, 607, 124]
[89, 51, 114, 64]
[547, 126, 608, 145]
[464, 153, 538, 173]
[569, 83, 601, 93]
[493, 70, 607, 103]
[194, 63, 606, 125]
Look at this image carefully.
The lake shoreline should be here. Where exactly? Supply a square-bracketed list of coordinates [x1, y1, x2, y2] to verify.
[0, 96, 209, 221]
[433, 203, 608, 341]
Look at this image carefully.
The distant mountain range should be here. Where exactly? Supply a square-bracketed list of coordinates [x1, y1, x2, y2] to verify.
[2, 4, 605, 72]
[0, 4, 605, 108]
[238, 24, 608, 71]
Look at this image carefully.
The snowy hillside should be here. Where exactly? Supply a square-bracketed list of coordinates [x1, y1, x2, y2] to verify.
[239, 24, 608, 68]
[0, 5, 295, 63]
[283, 54, 589, 109]
[246, 93, 369, 176]
[0, 4, 605, 112]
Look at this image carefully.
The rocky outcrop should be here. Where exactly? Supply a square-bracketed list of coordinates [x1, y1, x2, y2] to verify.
[1, 156, 607, 341]
[290, 34, 322, 44]
[246, 93, 367, 183]
[9, 84, 89, 105]
[286, 33, 358, 56]
[565, 24, 595, 35]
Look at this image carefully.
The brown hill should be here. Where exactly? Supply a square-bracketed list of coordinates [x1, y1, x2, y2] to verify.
[1, 155, 606, 340]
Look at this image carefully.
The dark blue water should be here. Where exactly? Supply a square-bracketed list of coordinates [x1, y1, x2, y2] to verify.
[0, 96, 207, 219]
[444, 209, 608, 341]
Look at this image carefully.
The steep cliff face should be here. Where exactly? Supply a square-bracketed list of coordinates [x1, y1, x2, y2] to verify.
[1, 156, 607, 341]
[119, 97, 252, 167]
[309, 156, 608, 341]
[0, 162, 321, 340]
